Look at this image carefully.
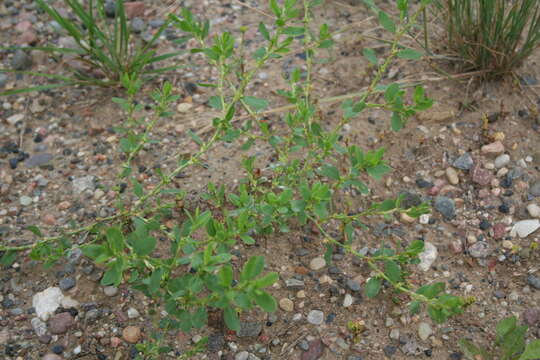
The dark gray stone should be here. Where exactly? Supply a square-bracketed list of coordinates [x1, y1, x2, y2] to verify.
[24, 153, 53, 168]
[237, 322, 262, 337]
[10, 50, 32, 70]
[59, 277, 76, 291]
[527, 274, 540, 290]
[530, 181, 540, 197]
[434, 196, 455, 220]
[130, 17, 145, 33]
[346, 279, 361, 292]
[207, 332, 224, 352]
[104, 0, 116, 17]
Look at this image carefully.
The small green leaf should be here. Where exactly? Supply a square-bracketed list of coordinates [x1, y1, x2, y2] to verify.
[0, 251, 17, 266]
[384, 83, 400, 102]
[365, 277, 382, 298]
[397, 48, 423, 60]
[81, 244, 106, 259]
[243, 96, 269, 112]
[282, 26, 304, 36]
[409, 300, 421, 315]
[148, 268, 164, 294]
[427, 305, 446, 324]
[187, 129, 203, 145]
[106, 227, 125, 254]
[363, 48, 378, 65]
[208, 96, 223, 110]
[367, 164, 390, 180]
[383, 260, 402, 283]
[254, 272, 279, 288]
[224, 307, 240, 332]
[131, 234, 156, 256]
[378, 11, 396, 33]
[132, 179, 143, 198]
[416, 283, 445, 299]
[319, 164, 340, 180]
[191, 307, 208, 329]
[520, 340, 540, 360]
[391, 112, 403, 131]
[240, 234, 255, 245]
[219, 265, 233, 286]
[101, 260, 123, 286]
[258, 22, 270, 41]
[240, 256, 265, 282]
[254, 291, 277, 312]
[496, 316, 517, 343]
[27, 225, 43, 237]
[458, 339, 490, 360]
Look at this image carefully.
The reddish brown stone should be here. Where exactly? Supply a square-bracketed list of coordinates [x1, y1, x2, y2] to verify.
[15, 21, 32, 32]
[48, 312, 74, 334]
[301, 339, 325, 360]
[17, 31, 38, 45]
[124, 2, 145, 18]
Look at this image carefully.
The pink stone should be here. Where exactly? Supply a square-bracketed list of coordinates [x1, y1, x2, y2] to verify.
[493, 223, 507, 240]
[478, 189, 490, 198]
[471, 164, 493, 186]
[124, 2, 145, 18]
[301, 339, 324, 360]
[449, 239, 463, 253]
[17, 31, 38, 45]
[481, 141, 504, 154]
[42, 214, 56, 226]
[15, 21, 33, 32]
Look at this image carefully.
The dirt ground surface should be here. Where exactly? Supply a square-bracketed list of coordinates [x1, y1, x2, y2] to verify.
[1, 1, 540, 360]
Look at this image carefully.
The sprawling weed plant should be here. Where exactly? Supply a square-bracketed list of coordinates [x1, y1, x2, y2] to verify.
[433, 0, 540, 77]
[1, 0, 472, 358]
[459, 316, 540, 360]
[1, 0, 182, 95]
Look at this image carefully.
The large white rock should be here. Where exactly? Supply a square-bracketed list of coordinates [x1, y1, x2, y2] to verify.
[510, 219, 540, 238]
[32, 287, 79, 321]
[418, 242, 438, 271]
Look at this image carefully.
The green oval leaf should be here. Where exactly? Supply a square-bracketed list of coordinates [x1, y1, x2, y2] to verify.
[224, 307, 240, 332]
[365, 277, 382, 298]
[254, 291, 277, 313]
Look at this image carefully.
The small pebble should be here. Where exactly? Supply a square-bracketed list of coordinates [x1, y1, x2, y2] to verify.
[445, 167, 459, 185]
[279, 298, 294, 312]
[122, 326, 141, 343]
[103, 286, 118, 297]
[307, 310, 324, 325]
[494, 154, 510, 168]
[309, 257, 326, 271]
[527, 204, 540, 218]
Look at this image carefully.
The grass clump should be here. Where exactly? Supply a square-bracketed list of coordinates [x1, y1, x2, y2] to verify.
[1, 0, 182, 95]
[435, 0, 540, 77]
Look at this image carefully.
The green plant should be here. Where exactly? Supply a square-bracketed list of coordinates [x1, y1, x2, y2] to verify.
[459, 316, 540, 360]
[0, 0, 471, 358]
[433, 0, 540, 77]
[1, 0, 182, 95]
